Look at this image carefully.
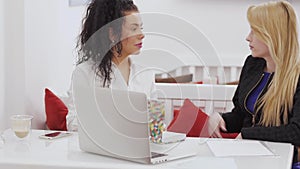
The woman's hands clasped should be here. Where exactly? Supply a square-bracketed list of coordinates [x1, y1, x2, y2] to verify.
[208, 112, 227, 138]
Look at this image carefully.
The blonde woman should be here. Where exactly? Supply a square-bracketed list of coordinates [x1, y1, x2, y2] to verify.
[211, 1, 300, 166]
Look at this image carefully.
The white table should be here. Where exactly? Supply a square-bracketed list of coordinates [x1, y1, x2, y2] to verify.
[0, 129, 294, 169]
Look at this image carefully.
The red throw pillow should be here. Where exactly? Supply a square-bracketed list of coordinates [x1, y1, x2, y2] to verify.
[167, 99, 209, 137]
[220, 132, 239, 139]
[44, 88, 68, 131]
[195, 81, 203, 84]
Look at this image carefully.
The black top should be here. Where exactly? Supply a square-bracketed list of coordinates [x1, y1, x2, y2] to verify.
[246, 72, 271, 113]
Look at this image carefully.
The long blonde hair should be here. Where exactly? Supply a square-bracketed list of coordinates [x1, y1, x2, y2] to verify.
[247, 1, 300, 126]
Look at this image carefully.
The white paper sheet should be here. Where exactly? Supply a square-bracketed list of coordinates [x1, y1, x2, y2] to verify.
[207, 139, 274, 157]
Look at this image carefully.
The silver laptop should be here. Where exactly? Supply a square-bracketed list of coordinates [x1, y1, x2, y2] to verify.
[73, 83, 197, 164]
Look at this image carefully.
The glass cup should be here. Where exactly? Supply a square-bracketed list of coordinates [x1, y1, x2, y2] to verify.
[10, 115, 33, 139]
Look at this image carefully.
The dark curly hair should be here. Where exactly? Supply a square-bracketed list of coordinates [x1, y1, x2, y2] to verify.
[76, 0, 138, 87]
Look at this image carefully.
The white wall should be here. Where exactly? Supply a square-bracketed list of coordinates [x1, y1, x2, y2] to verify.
[0, 0, 85, 130]
[24, 0, 85, 129]
[0, 0, 5, 131]
[1, 0, 25, 131]
[134, 0, 300, 68]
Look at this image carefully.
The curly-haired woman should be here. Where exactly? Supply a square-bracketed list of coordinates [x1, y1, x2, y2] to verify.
[65, 0, 156, 131]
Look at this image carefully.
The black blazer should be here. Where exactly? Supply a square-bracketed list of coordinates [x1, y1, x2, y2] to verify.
[222, 55, 300, 162]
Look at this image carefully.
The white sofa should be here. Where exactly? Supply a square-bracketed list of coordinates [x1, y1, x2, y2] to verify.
[155, 83, 237, 126]
[154, 65, 240, 125]
[155, 65, 242, 84]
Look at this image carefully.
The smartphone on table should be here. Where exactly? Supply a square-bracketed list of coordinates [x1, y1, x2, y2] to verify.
[39, 131, 72, 140]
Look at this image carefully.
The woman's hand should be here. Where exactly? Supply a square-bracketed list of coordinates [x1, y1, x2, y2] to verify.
[235, 133, 243, 139]
[208, 112, 227, 138]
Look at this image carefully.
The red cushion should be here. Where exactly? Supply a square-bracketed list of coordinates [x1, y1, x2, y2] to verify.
[44, 88, 68, 131]
[167, 99, 209, 137]
[220, 132, 239, 139]
[195, 81, 203, 84]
